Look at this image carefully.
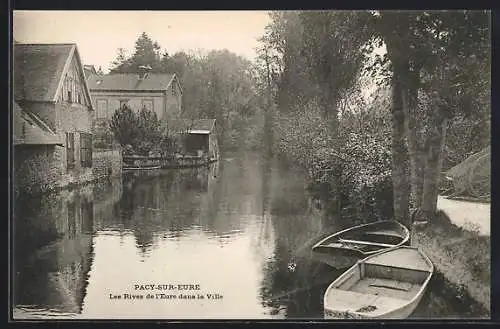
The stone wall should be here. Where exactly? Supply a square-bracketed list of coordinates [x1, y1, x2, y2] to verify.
[13, 144, 64, 196]
[92, 148, 122, 181]
[14, 145, 122, 198]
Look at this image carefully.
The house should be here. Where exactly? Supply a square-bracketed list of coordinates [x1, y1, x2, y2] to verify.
[169, 119, 220, 160]
[13, 43, 95, 194]
[86, 70, 183, 125]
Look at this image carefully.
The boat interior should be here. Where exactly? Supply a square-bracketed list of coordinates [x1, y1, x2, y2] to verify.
[325, 229, 407, 253]
[325, 248, 432, 316]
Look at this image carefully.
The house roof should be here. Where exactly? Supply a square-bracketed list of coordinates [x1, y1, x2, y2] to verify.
[87, 73, 178, 92]
[83, 65, 97, 78]
[168, 119, 216, 134]
[13, 43, 93, 107]
[13, 102, 62, 146]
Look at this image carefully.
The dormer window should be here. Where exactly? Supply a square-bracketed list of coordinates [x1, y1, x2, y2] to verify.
[171, 83, 175, 96]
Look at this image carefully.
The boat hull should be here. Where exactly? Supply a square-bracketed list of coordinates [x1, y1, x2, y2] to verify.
[324, 292, 425, 319]
[312, 252, 359, 270]
[323, 246, 433, 320]
[312, 221, 410, 269]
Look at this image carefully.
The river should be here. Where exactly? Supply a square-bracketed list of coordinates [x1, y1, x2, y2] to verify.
[12, 151, 480, 320]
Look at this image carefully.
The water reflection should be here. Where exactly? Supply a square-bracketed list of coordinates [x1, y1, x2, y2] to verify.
[14, 185, 95, 317]
[78, 157, 279, 319]
[256, 155, 343, 318]
[12, 152, 479, 319]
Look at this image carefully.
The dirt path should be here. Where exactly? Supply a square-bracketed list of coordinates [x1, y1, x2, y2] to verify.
[437, 195, 490, 236]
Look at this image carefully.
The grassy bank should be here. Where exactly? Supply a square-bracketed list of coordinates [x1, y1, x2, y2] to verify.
[411, 210, 490, 317]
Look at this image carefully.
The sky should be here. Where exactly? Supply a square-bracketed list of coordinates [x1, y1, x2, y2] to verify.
[13, 11, 271, 73]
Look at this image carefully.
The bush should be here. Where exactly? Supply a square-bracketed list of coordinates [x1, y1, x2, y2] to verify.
[272, 89, 393, 222]
[92, 119, 115, 149]
[109, 104, 138, 147]
[109, 105, 179, 156]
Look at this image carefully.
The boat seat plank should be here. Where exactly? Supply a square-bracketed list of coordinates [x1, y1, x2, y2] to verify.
[324, 288, 405, 317]
[338, 239, 395, 248]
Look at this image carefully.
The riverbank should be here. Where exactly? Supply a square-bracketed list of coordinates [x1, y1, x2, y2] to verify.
[437, 195, 490, 236]
[411, 210, 490, 317]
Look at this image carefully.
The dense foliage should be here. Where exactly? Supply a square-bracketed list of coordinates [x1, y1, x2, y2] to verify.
[259, 10, 490, 223]
[109, 33, 265, 152]
[106, 13, 490, 222]
[109, 105, 177, 156]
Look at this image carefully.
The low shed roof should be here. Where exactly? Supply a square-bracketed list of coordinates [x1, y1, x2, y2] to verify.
[13, 102, 62, 146]
[168, 119, 216, 134]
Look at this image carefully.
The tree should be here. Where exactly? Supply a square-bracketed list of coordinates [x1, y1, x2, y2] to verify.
[110, 48, 131, 72]
[110, 32, 163, 73]
[417, 10, 490, 218]
[372, 10, 491, 223]
[373, 11, 413, 227]
[258, 9, 490, 227]
[109, 104, 138, 148]
[299, 11, 371, 126]
[135, 106, 163, 155]
[161, 51, 190, 76]
[299, 11, 372, 213]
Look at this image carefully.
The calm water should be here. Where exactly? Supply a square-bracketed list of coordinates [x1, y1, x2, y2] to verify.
[12, 152, 480, 320]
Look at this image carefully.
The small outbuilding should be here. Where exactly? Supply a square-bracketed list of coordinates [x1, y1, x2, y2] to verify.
[169, 119, 219, 160]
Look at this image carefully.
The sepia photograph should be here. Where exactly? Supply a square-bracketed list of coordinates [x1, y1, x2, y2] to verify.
[10, 10, 491, 320]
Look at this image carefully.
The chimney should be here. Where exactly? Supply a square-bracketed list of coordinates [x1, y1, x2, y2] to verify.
[138, 65, 152, 80]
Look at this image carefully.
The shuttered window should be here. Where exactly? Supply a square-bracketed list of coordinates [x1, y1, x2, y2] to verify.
[142, 99, 154, 112]
[66, 132, 75, 169]
[120, 100, 129, 108]
[96, 99, 108, 119]
[80, 132, 93, 168]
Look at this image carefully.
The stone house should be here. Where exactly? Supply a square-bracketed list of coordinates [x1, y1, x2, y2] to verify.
[13, 43, 95, 195]
[86, 70, 183, 125]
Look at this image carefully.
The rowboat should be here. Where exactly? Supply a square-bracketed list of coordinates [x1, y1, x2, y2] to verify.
[323, 246, 434, 319]
[312, 220, 410, 269]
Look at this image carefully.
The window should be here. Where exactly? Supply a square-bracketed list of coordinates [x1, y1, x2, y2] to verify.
[66, 132, 75, 169]
[96, 99, 108, 119]
[80, 132, 93, 168]
[171, 83, 176, 96]
[120, 99, 129, 108]
[142, 99, 154, 112]
[67, 77, 73, 103]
